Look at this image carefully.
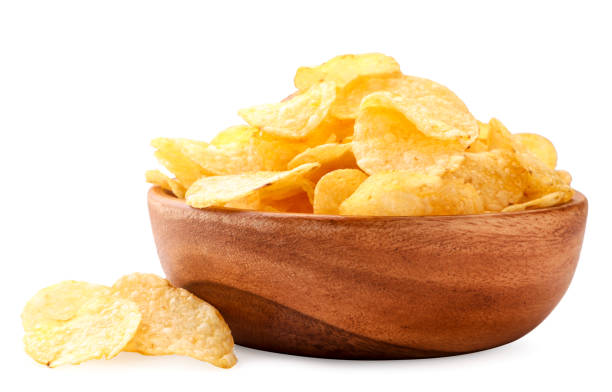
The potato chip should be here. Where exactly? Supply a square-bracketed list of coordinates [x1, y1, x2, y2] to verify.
[287, 142, 358, 182]
[22, 281, 112, 332]
[238, 82, 336, 140]
[444, 150, 528, 211]
[24, 295, 141, 367]
[179, 126, 307, 176]
[294, 53, 401, 91]
[513, 133, 557, 169]
[112, 273, 236, 368]
[145, 170, 186, 198]
[557, 169, 572, 185]
[502, 191, 570, 212]
[151, 138, 209, 188]
[313, 169, 368, 214]
[514, 149, 572, 201]
[331, 74, 470, 120]
[339, 172, 484, 216]
[353, 94, 470, 175]
[487, 118, 514, 151]
[185, 163, 319, 209]
[262, 191, 313, 213]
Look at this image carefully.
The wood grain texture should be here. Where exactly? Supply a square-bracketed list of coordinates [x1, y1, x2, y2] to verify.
[148, 186, 587, 359]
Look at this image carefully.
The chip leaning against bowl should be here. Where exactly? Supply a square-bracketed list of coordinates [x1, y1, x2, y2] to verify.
[146, 53, 573, 216]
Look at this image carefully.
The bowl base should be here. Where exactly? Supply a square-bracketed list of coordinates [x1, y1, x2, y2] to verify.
[182, 280, 467, 360]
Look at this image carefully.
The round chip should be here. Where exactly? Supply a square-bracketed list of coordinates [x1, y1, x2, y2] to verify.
[24, 295, 141, 367]
[353, 94, 471, 175]
[513, 133, 557, 169]
[339, 172, 484, 216]
[112, 273, 237, 368]
[287, 142, 358, 182]
[294, 53, 401, 91]
[331, 74, 470, 120]
[313, 169, 368, 214]
[238, 82, 336, 140]
[185, 163, 319, 209]
[22, 281, 112, 332]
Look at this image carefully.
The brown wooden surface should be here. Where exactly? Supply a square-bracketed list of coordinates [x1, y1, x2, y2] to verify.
[148, 186, 587, 359]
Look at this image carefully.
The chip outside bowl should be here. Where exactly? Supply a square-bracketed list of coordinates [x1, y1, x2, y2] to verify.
[147, 186, 587, 359]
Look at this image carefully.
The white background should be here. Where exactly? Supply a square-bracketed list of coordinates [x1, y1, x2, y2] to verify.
[1, 1, 610, 390]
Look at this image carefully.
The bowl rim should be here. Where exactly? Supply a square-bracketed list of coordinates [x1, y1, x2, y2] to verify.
[148, 186, 587, 221]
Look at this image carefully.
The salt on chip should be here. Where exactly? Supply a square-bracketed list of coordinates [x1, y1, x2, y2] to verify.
[444, 150, 528, 212]
[151, 138, 210, 187]
[145, 170, 186, 198]
[339, 172, 484, 216]
[238, 82, 336, 140]
[287, 143, 358, 182]
[294, 53, 401, 91]
[22, 281, 112, 332]
[353, 93, 470, 175]
[24, 295, 141, 367]
[185, 163, 319, 209]
[513, 133, 557, 169]
[503, 191, 570, 212]
[313, 169, 368, 214]
[112, 273, 237, 368]
[331, 74, 470, 120]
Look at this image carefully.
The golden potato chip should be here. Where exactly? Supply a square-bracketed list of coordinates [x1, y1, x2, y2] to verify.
[24, 295, 141, 367]
[502, 191, 571, 212]
[179, 126, 307, 175]
[185, 163, 319, 209]
[145, 170, 186, 198]
[477, 120, 490, 143]
[287, 142, 358, 182]
[557, 169, 572, 185]
[238, 82, 336, 140]
[353, 94, 470, 175]
[112, 273, 236, 368]
[331, 74, 470, 120]
[339, 172, 484, 216]
[444, 150, 528, 211]
[514, 149, 572, 201]
[22, 281, 112, 332]
[487, 118, 514, 151]
[313, 169, 368, 214]
[151, 138, 209, 187]
[294, 53, 401, 91]
[262, 191, 313, 213]
[513, 133, 557, 169]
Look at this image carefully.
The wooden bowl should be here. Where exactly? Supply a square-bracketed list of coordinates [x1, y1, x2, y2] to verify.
[148, 186, 587, 359]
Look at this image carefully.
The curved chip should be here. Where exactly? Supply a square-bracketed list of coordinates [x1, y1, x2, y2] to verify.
[151, 138, 210, 188]
[313, 169, 368, 214]
[24, 295, 141, 367]
[179, 126, 307, 175]
[22, 281, 112, 332]
[513, 133, 557, 169]
[287, 143, 358, 182]
[353, 94, 470, 175]
[185, 163, 319, 209]
[145, 170, 186, 198]
[112, 273, 236, 368]
[339, 172, 484, 216]
[331, 74, 470, 120]
[238, 82, 336, 140]
[294, 53, 400, 91]
[503, 191, 571, 212]
[444, 150, 529, 212]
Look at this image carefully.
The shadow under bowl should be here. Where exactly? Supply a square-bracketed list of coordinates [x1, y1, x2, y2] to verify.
[148, 186, 587, 359]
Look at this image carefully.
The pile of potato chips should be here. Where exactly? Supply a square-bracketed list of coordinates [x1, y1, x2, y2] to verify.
[22, 273, 236, 368]
[147, 53, 573, 216]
